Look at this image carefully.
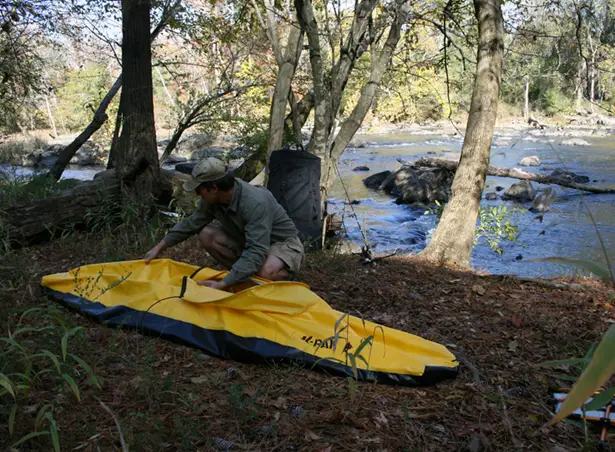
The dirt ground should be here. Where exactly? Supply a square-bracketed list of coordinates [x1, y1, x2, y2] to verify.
[1, 233, 614, 451]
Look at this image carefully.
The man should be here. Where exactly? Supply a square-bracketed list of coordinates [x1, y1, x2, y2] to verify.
[144, 157, 304, 290]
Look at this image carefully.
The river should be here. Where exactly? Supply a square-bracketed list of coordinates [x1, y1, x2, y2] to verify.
[328, 130, 615, 279]
[2, 130, 614, 279]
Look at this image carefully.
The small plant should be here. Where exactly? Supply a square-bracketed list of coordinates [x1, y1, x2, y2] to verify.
[1, 307, 101, 451]
[425, 202, 524, 254]
[315, 312, 384, 402]
[475, 205, 524, 254]
[227, 383, 261, 420]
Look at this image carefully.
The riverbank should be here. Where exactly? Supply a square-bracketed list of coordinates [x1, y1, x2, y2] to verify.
[2, 112, 615, 169]
[1, 229, 613, 451]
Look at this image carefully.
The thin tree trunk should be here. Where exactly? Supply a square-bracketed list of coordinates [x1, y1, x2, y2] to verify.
[324, 0, 409, 188]
[285, 90, 313, 139]
[48, 76, 122, 180]
[576, 63, 584, 110]
[47, 0, 180, 181]
[114, 0, 160, 199]
[523, 75, 529, 121]
[44, 94, 58, 138]
[156, 66, 175, 107]
[266, 25, 304, 154]
[420, 0, 504, 267]
[409, 156, 615, 194]
[295, 0, 331, 159]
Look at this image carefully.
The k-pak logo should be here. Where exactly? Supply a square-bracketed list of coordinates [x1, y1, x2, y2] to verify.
[301, 335, 334, 350]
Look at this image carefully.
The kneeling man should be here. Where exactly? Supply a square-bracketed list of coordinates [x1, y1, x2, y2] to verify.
[145, 157, 304, 290]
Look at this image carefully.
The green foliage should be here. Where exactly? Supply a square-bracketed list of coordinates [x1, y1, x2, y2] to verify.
[0, 170, 80, 209]
[475, 206, 524, 255]
[314, 312, 384, 402]
[228, 383, 261, 420]
[425, 203, 523, 255]
[84, 192, 180, 257]
[1, 307, 101, 451]
[0, 2, 45, 133]
[542, 87, 573, 116]
[55, 64, 114, 134]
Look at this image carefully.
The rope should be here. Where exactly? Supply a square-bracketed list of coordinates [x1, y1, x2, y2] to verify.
[333, 161, 373, 259]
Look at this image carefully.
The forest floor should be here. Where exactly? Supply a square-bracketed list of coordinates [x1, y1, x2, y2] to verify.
[1, 230, 614, 452]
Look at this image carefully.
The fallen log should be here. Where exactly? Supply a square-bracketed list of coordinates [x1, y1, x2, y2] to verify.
[2, 169, 194, 247]
[2, 176, 121, 246]
[403, 157, 615, 194]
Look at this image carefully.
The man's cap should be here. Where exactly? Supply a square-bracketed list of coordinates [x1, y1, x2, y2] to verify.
[183, 157, 229, 192]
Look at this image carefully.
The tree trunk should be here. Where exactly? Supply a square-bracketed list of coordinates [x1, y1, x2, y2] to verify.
[420, 0, 504, 267]
[266, 24, 304, 155]
[523, 75, 529, 121]
[324, 0, 410, 188]
[286, 90, 313, 140]
[113, 0, 160, 199]
[576, 63, 583, 110]
[408, 156, 615, 194]
[47, 0, 180, 182]
[295, 0, 332, 159]
[48, 76, 122, 180]
[156, 66, 176, 107]
[44, 94, 58, 138]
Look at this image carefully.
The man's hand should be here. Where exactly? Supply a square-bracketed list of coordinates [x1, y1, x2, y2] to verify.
[197, 280, 228, 291]
[144, 241, 167, 264]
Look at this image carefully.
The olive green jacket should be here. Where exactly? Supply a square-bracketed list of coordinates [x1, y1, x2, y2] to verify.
[163, 179, 299, 285]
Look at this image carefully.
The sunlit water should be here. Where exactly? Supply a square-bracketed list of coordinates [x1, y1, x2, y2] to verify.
[2, 134, 614, 279]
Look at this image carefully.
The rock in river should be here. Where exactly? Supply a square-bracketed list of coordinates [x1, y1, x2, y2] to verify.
[519, 156, 541, 167]
[502, 181, 536, 201]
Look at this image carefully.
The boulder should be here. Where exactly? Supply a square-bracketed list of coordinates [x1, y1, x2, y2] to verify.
[176, 133, 213, 156]
[71, 141, 106, 166]
[550, 168, 590, 184]
[25, 141, 106, 168]
[353, 166, 370, 172]
[387, 166, 454, 204]
[485, 192, 498, 200]
[562, 138, 590, 146]
[502, 181, 535, 201]
[363, 171, 391, 189]
[518, 156, 541, 167]
[495, 186, 504, 192]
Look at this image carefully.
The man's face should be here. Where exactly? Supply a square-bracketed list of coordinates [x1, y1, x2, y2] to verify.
[197, 186, 220, 204]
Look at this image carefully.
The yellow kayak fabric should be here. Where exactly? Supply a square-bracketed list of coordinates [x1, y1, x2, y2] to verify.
[41, 259, 458, 386]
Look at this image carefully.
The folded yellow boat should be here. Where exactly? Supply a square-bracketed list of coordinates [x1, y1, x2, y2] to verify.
[41, 259, 458, 386]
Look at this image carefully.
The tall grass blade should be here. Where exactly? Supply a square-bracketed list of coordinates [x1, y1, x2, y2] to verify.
[61, 327, 84, 362]
[584, 387, 615, 411]
[0, 372, 16, 398]
[69, 353, 101, 388]
[45, 412, 61, 452]
[9, 403, 17, 435]
[11, 431, 50, 449]
[62, 373, 81, 402]
[551, 325, 615, 424]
